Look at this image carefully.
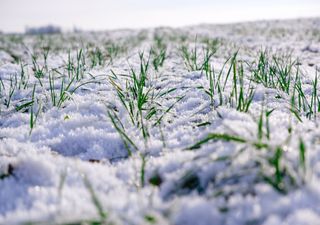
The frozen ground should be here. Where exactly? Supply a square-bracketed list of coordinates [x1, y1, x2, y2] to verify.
[0, 18, 320, 225]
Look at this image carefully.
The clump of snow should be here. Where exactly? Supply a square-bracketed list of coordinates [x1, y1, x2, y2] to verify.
[174, 198, 222, 225]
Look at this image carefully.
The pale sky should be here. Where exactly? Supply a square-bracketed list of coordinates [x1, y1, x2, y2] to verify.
[0, 0, 319, 32]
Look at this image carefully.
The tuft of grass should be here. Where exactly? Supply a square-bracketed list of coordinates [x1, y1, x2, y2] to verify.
[106, 42, 122, 64]
[187, 107, 305, 193]
[31, 54, 45, 86]
[250, 51, 320, 121]
[144, 214, 157, 224]
[228, 55, 255, 112]
[151, 46, 166, 72]
[4, 74, 17, 108]
[18, 62, 29, 90]
[109, 52, 180, 142]
[65, 49, 85, 80]
[263, 147, 286, 193]
[179, 37, 217, 72]
[140, 154, 147, 187]
[29, 84, 41, 134]
[48, 70, 97, 108]
[250, 50, 295, 94]
[108, 111, 137, 156]
[292, 70, 319, 120]
[310, 71, 320, 119]
[188, 133, 247, 150]
[299, 138, 306, 175]
[83, 175, 108, 222]
[199, 51, 254, 112]
[89, 47, 105, 68]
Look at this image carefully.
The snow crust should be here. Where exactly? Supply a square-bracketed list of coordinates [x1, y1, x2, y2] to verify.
[0, 18, 320, 224]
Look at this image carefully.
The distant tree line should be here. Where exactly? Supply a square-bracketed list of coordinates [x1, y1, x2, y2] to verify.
[25, 25, 61, 35]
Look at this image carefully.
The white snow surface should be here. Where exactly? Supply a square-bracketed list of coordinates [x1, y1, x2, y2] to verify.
[0, 18, 320, 224]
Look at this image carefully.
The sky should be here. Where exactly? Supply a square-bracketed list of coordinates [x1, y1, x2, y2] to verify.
[0, 0, 320, 33]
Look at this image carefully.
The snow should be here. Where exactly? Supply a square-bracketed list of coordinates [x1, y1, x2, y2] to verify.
[0, 18, 320, 224]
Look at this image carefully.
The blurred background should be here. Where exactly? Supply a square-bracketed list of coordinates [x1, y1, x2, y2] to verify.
[0, 0, 320, 33]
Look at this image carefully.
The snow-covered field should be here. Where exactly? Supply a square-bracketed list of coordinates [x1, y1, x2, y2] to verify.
[0, 18, 320, 225]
